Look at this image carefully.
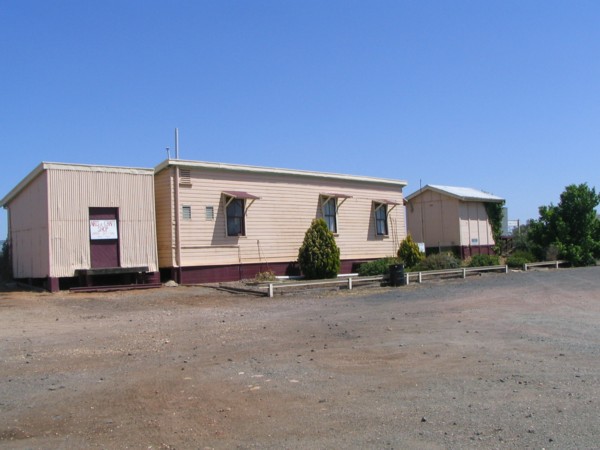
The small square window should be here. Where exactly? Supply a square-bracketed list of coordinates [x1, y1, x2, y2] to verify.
[205, 206, 214, 221]
[182, 205, 192, 220]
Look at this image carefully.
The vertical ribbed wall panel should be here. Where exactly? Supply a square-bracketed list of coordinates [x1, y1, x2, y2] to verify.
[47, 169, 158, 277]
[7, 171, 50, 278]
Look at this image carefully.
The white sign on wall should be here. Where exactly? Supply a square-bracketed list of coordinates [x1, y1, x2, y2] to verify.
[90, 220, 118, 240]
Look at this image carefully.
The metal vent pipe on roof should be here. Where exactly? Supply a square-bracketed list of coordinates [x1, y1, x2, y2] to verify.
[175, 128, 179, 159]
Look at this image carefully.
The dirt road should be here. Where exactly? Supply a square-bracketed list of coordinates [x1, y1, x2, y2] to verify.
[1, 267, 599, 449]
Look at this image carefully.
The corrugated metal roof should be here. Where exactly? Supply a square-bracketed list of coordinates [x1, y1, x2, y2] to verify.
[405, 184, 504, 202]
[155, 159, 408, 188]
[1, 162, 154, 207]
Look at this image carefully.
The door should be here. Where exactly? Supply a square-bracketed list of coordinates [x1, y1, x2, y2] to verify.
[89, 207, 120, 268]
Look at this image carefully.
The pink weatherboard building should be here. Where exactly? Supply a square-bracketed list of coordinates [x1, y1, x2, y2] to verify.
[405, 184, 504, 258]
[154, 159, 407, 283]
[0, 163, 160, 292]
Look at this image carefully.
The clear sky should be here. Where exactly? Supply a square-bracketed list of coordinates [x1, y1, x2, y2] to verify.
[2, 1, 600, 239]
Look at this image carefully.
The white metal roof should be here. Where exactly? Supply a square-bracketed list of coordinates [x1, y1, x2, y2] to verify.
[155, 159, 408, 188]
[1, 162, 154, 207]
[405, 184, 504, 203]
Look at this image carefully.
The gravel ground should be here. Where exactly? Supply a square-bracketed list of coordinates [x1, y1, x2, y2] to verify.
[0, 267, 599, 449]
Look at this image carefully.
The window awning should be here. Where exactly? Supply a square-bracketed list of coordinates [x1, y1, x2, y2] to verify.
[373, 199, 401, 213]
[222, 191, 260, 213]
[222, 191, 261, 200]
[320, 193, 352, 211]
[374, 199, 401, 206]
[320, 192, 353, 199]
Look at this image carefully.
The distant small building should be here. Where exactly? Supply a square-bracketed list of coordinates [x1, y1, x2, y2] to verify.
[0, 163, 159, 291]
[154, 159, 407, 283]
[405, 185, 504, 258]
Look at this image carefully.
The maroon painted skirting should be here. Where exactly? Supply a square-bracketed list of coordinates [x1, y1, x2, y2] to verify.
[16, 271, 162, 293]
[47, 277, 60, 293]
[166, 259, 374, 285]
[460, 245, 495, 259]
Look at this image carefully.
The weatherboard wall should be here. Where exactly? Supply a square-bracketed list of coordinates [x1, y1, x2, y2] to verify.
[154, 165, 406, 275]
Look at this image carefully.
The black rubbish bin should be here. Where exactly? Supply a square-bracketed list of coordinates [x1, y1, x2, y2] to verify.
[389, 264, 405, 287]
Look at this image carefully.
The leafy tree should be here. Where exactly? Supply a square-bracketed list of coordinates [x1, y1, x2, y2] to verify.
[0, 239, 11, 281]
[484, 201, 505, 254]
[511, 222, 534, 253]
[528, 183, 600, 266]
[397, 234, 424, 268]
[297, 219, 340, 279]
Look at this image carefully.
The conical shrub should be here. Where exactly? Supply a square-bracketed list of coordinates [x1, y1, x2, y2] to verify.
[297, 219, 340, 279]
[397, 234, 424, 268]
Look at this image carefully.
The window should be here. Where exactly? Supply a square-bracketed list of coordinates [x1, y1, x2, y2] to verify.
[374, 203, 388, 236]
[319, 193, 351, 234]
[222, 191, 260, 237]
[322, 197, 337, 233]
[205, 206, 214, 221]
[372, 199, 400, 237]
[226, 199, 245, 236]
[182, 205, 192, 220]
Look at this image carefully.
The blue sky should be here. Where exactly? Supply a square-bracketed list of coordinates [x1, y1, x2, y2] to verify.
[2, 1, 600, 239]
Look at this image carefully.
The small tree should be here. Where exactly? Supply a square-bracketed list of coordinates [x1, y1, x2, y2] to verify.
[0, 239, 11, 281]
[528, 183, 600, 266]
[397, 234, 424, 268]
[297, 219, 340, 279]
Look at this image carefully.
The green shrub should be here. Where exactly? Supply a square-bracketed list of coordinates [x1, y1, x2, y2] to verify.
[468, 254, 500, 267]
[358, 257, 401, 276]
[397, 234, 424, 268]
[297, 219, 341, 279]
[413, 252, 460, 271]
[506, 250, 536, 269]
[0, 240, 11, 281]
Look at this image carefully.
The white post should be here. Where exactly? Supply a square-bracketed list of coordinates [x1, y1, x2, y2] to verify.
[268, 283, 273, 298]
[348, 277, 353, 290]
[505, 265, 508, 273]
[555, 261, 559, 269]
[418, 272, 422, 283]
[406, 273, 410, 285]
[524, 264, 528, 271]
[462, 268, 466, 279]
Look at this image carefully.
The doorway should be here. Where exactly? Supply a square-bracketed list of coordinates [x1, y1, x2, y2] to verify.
[89, 207, 120, 268]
